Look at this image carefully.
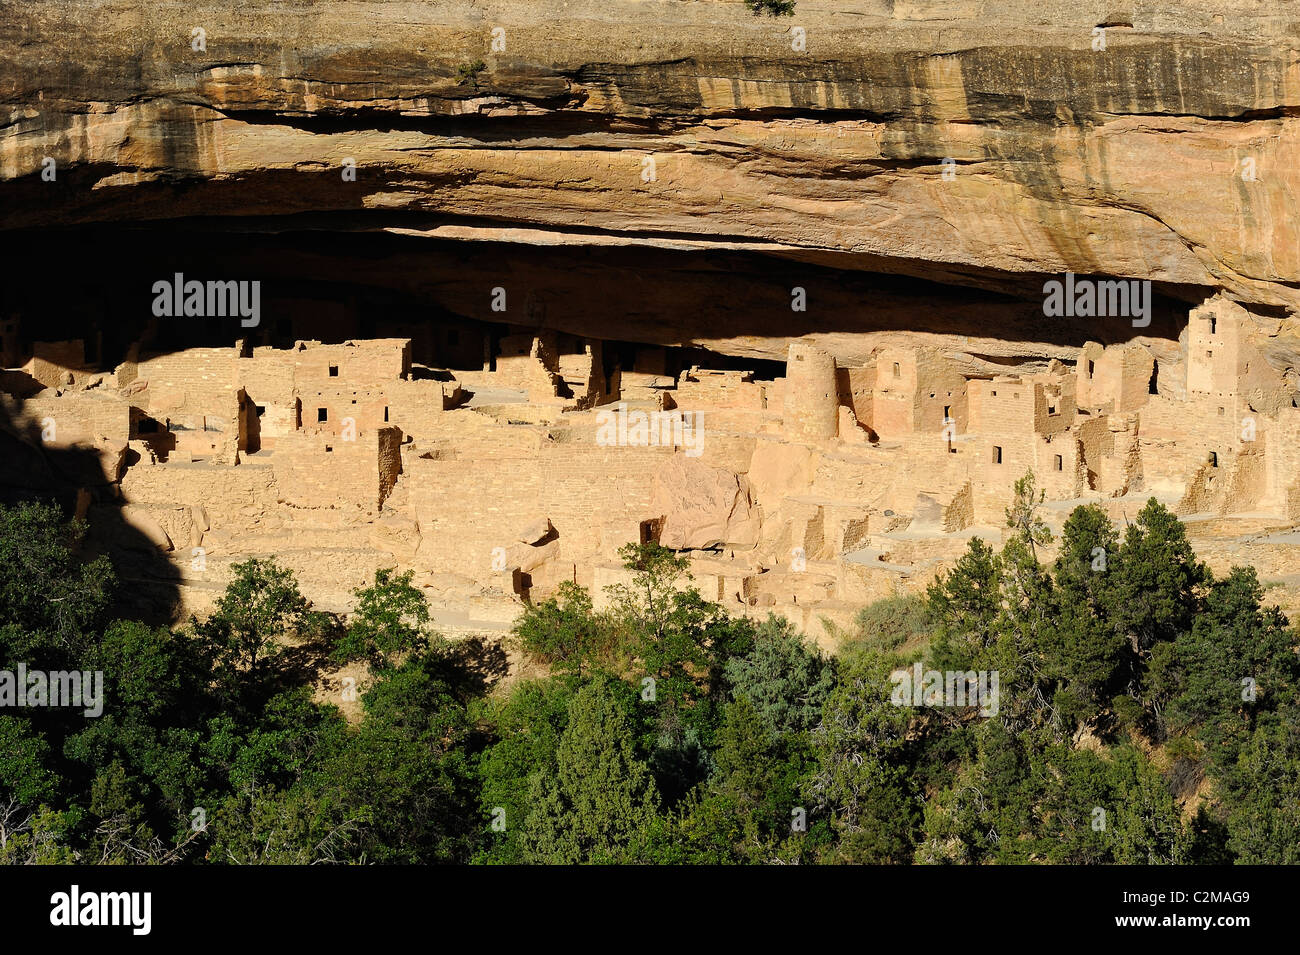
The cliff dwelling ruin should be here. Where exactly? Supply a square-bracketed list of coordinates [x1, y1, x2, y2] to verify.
[4, 225, 1300, 650]
[5, 0, 1300, 656]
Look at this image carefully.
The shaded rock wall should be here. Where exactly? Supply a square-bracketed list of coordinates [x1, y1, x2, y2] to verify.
[3, 0, 1300, 317]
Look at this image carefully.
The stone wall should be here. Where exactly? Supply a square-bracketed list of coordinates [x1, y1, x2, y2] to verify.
[1188, 296, 1247, 399]
[1078, 341, 1154, 413]
[494, 331, 561, 402]
[287, 339, 410, 386]
[872, 346, 967, 437]
[675, 368, 766, 410]
[274, 426, 403, 510]
[783, 342, 837, 440]
[387, 379, 451, 436]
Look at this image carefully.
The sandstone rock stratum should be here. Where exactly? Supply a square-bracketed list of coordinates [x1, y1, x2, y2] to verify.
[4, 1, 1300, 317]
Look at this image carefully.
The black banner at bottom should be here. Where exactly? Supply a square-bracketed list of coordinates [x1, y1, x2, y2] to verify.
[0, 864, 1276, 942]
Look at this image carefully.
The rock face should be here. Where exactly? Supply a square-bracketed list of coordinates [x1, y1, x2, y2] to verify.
[4, 0, 1300, 323]
[652, 457, 760, 551]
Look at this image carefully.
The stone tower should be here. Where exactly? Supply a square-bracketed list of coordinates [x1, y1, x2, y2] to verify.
[1187, 295, 1247, 399]
[783, 341, 838, 440]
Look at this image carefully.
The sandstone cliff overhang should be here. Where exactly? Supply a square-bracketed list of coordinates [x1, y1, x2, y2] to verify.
[3, 0, 1300, 322]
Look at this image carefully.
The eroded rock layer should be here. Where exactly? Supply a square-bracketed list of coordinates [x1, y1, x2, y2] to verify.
[4, 0, 1300, 313]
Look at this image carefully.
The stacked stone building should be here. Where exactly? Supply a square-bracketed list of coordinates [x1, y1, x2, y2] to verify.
[4, 292, 1300, 645]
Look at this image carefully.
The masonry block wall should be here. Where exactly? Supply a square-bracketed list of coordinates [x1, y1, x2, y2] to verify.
[404, 431, 671, 576]
[1078, 342, 1154, 413]
[237, 348, 298, 444]
[274, 426, 402, 510]
[871, 346, 967, 437]
[871, 346, 918, 436]
[556, 338, 606, 405]
[13, 391, 131, 445]
[837, 365, 875, 430]
[289, 339, 410, 385]
[914, 349, 969, 435]
[1033, 374, 1076, 436]
[121, 462, 281, 523]
[21, 357, 75, 389]
[387, 379, 449, 436]
[675, 369, 766, 410]
[495, 331, 561, 401]
[1140, 395, 1241, 499]
[1187, 296, 1246, 399]
[968, 377, 1036, 435]
[299, 386, 389, 437]
[134, 347, 239, 418]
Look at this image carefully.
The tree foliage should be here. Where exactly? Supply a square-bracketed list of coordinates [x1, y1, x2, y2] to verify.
[2, 482, 1296, 865]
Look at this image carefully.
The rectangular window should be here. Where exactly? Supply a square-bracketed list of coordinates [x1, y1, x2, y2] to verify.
[1087, 360, 1095, 378]
[317, 408, 328, 422]
[384, 407, 389, 422]
[993, 446, 1003, 464]
[329, 365, 339, 377]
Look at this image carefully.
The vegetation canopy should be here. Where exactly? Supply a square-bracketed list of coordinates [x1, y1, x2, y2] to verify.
[1, 479, 1296, 864]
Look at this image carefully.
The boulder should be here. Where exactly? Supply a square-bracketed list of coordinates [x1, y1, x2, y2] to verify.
[517, 517, 553, 545]
[652, 457, 759, 551]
